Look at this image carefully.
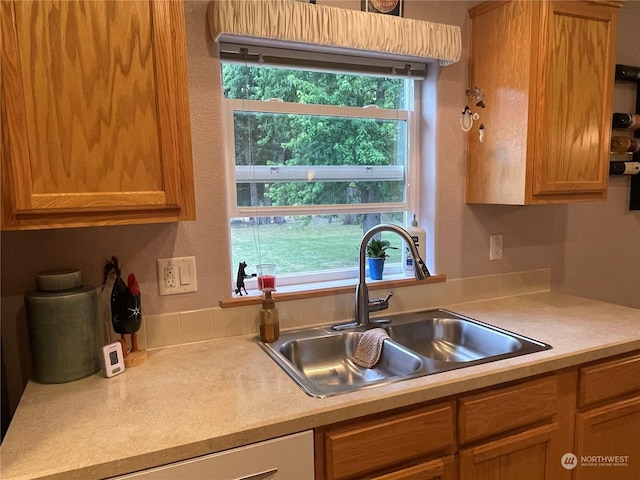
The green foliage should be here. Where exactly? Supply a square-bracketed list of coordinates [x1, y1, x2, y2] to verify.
[366, 238, 397, 259]
[223, 64, 407, 228]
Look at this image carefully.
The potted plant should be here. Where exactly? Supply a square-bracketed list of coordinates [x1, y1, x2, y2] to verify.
[366, 238, 397, 280]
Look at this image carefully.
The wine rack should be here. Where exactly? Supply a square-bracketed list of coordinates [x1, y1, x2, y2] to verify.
[612, 64, 640, 210]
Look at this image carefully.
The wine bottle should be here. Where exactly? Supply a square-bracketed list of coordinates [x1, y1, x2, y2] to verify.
[610, 161, 640, 175]
[611, 136, 640, 154]
[612, 113, 640, 130]
[615, 64, 640, 82]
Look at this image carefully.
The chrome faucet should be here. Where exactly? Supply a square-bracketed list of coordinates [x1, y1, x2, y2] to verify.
[333, 224, 431, 330]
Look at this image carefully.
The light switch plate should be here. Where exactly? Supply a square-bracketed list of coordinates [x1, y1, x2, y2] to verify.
[157, 256, 197, 295]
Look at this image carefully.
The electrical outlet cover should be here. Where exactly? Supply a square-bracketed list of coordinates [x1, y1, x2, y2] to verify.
[157, 257, 197, 295]
[490, 234, 503, 261]
[164, 265, 176, 288]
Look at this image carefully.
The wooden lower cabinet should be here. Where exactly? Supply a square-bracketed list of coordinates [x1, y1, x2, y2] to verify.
[573, 397, 640, 480]
[457, 371, 576, 480]
[459, 423, 558, 480]
[315, 401, 455, 480]
[314, 353, 640, 480]
[577, 352, 640, 407]
[372, 456, 455, 480]
[573, 352, 640, 480]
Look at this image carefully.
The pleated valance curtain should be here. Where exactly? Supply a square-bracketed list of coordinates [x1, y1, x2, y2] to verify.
[207, 0, 461, 69]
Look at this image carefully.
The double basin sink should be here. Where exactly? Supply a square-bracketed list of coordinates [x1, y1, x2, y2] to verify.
[257, 309, 552, 397]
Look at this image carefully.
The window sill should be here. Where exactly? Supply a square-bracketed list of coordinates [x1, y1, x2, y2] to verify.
[219, 273, 446, 308]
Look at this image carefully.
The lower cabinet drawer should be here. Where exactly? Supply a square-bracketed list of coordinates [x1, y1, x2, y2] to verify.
[578, 351, 640, 408]
[318, 401, 455, 480]
[371, 455, 455, 480]
[458, 375, 558, 444]
[112, 431, 314, 480]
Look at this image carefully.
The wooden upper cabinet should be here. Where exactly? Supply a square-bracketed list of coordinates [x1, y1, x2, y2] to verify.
[466, 1, 622, 205]
[1, 0, 195, 230]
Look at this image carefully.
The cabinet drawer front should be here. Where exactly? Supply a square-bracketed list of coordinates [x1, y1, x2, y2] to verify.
[371, 456, 455, 480]
[578, 352, 640, 408]
[323, 402, 454, 480]
[574, 396, 640, 480]
[458, 376, 558, 444]
[113, 430, 314, 479]
[459, 422, 558, 480]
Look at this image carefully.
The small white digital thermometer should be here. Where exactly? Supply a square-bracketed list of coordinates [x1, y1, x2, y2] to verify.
[101, 342, 125, 377]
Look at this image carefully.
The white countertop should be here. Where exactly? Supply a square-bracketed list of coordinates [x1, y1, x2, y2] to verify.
[1, 292, 639, 480]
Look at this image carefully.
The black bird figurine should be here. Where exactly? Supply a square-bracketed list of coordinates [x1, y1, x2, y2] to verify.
[103, 257, 145, 365]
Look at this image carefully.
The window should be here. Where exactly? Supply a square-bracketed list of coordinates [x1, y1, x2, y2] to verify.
[222, 63, 420, 287]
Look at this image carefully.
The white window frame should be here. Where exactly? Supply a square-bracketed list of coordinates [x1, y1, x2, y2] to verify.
[223, 94, 421, 216]
[222, 71, 422, 287]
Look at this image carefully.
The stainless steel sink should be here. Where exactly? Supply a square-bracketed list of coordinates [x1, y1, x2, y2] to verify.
[257, 309, 552, 397]
[385, 316, 522, 362]
[276, 330, 424, 397]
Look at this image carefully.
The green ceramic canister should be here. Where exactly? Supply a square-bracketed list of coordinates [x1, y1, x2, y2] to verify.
[24, 269, 99, 384]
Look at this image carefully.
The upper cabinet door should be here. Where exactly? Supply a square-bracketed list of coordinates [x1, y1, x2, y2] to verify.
[532, 1, 619, 198]
[1, 0, 195, 230]
[466, 0, 622, 205]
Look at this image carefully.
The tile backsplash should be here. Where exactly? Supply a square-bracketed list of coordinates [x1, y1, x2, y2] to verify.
[126, 268, 551, 351]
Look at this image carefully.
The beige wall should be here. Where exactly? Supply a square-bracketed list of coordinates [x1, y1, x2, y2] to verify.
[557, 1, 640, 307]
[2, 0, 639, 417]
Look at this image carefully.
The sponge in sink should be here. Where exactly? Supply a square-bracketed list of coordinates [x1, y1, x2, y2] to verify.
[353, 328, 390, 368]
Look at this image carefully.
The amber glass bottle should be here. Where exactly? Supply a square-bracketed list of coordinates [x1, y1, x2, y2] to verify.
[611, 136, 640, 154]
[259, 289, 279, 343]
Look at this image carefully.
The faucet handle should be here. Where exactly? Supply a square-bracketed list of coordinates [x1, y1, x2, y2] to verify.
[417, 259, 431, 278]
[368, 290, 393, 313]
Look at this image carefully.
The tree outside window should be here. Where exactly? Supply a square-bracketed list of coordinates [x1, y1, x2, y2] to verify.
[222, 64, 417, 279]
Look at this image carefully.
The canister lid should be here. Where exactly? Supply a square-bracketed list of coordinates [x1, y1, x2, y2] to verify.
[36, 269, 82, 292]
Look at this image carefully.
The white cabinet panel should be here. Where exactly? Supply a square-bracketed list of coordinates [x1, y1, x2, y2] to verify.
[113, 431, 314, 480]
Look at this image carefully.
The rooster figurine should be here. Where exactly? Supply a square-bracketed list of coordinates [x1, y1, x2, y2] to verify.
[103, 257, 147, 367]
